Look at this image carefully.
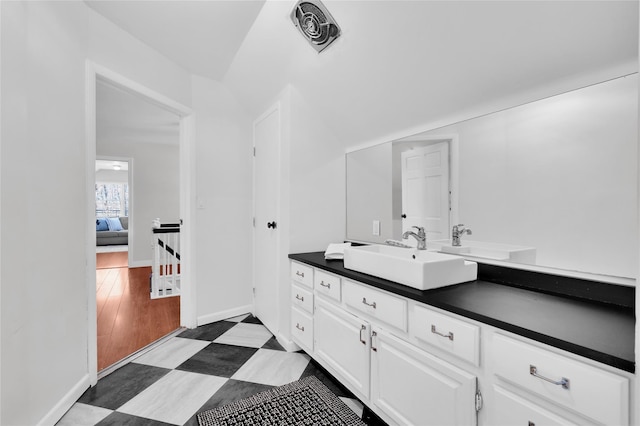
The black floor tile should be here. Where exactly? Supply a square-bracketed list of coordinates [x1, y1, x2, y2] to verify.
[184, 379, 275, 426]
[176, 342, 258, 377]
[177, 320, 236, 341]
[97, 411, 174, 426]
[362, 405, 389, 426]
[261, 336, 285, 351]
[78, 363, 171, 410]
[241, 314, 263, 324]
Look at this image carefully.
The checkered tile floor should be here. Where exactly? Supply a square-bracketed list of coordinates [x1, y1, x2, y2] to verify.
[58, 314, 387, 425]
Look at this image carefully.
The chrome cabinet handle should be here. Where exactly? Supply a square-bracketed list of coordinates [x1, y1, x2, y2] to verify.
[362, 297, 377, 309]
[371, 330, 378, 352]
[295, 294, 304, 302]
[319, 281, 331, 289]
[529, 365, 570, 389]
[296, 271, 304, 278]
[295, 323, 304, 332]
[359, 325, 367, 345]
[431, 325, 454, 341]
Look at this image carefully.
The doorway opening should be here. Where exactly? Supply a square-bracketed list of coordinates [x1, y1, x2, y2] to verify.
[86, 64, 195, 383]
[95, 158, 130, 262]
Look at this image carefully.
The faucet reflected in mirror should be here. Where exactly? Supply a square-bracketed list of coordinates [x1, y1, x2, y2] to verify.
[452, 224, 472, 247]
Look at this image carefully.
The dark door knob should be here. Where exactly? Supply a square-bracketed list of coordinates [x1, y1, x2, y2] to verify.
[401, 214, 407, 219]
[267, 221, 277, 229]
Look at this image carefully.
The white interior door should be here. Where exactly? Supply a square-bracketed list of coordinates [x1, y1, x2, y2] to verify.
[253, 106, 280, 335]
[401, 142, 450, 241]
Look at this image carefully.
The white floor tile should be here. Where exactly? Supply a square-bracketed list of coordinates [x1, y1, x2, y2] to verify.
[56, 403, 112, 426]
[132, 337, 210, 369]
[214, 323, 273, 348]
[225, 313, 250, 322]
[117, 370, 227, 425]
[231, 348, 310, 386]
[340, 396, 364, 418]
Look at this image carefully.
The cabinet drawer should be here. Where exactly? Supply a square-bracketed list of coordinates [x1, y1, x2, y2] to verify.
[413, 304, 480, 366]
[492, 386, 581, 426]
[492, 334, 628, 425]
[291, 284, 313, 314]
[314, 270, 341, 301]
[290, 261, 313, 288]
[291, 307, 313, 352]
[343, 280, 407, 331]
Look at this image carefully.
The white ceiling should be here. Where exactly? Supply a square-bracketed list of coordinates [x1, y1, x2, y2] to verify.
[223, 0, 639, 147]
[96, 159, 129, 172]
[86, 1, 638, 148]
[97, 79, 180, 145]
[84, 0, 266, 80]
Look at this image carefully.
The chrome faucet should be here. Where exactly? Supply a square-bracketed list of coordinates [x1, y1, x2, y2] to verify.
[452, 224, 472, 246]
[402, 226, 427, 250]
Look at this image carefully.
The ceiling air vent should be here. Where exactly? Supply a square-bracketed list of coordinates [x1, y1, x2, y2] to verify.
[290, 0, 341, 53]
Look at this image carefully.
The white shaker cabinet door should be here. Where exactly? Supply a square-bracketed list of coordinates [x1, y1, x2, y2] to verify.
[371, 327, 477, 426]
[314, 297, 370, 400]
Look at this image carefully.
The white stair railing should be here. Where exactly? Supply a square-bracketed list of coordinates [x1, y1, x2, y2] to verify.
[151, 221, 181, 299]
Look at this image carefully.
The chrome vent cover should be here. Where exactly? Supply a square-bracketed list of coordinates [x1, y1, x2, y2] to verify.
[290, 0, 341, 53]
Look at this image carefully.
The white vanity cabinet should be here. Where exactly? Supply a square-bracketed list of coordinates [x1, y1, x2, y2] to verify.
[314, 297, 371, 400]
[290, 261, 314, 353]
[370, 327, 477, 426]
[490, 333, 629, 426]
[490, 386, 581, 426]
[288, 260, 632, 426]
[292, 261, 479, 426]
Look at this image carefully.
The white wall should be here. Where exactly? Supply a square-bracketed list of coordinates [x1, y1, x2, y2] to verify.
[265, 86, 346, 345]
[96, 168, 128, 183]
[288, 87, 346, 253]
[346, 143, 393, 243]
[97, 142, 180, 266]
[636, 7, 640, 423]
[0, 2, 192, 424]
[1, 3, 88, 424]
[191, 75, 254, 325]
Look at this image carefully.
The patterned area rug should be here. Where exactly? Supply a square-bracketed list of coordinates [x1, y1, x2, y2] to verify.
[197, 375, 366, 426]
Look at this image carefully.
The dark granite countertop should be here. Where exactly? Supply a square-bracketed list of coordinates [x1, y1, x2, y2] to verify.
[289, 251, 635, 373]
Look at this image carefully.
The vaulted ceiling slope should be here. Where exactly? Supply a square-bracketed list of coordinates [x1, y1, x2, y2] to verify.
[223, 0, 638, 148]
[84, 0, 266, 80]
[86, 1, 638, 149]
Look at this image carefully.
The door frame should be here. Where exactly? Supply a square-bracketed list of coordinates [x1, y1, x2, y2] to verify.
[85, 62, 196, 385]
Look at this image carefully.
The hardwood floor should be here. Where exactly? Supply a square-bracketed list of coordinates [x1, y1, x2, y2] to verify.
[97, 253, 180, 371]
[96, 251, 128, 269]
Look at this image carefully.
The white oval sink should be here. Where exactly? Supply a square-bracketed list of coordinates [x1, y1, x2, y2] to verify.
[343, 245, 477, 290]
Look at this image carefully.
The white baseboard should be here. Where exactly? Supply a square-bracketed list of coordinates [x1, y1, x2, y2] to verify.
[277, 331, 301, 353]
[196, 304, 253, 327]
[129, 259, 152, 268]
[38, 374, 91, 426]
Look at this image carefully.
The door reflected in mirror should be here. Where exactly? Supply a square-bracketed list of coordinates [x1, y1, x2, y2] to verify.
[346, 74, 637, 279]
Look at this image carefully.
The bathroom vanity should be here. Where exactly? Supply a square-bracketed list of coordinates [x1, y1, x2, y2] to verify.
[288, 252, 635, 426]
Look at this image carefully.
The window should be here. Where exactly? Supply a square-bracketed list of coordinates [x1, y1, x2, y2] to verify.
[96, 182, 129, 218]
